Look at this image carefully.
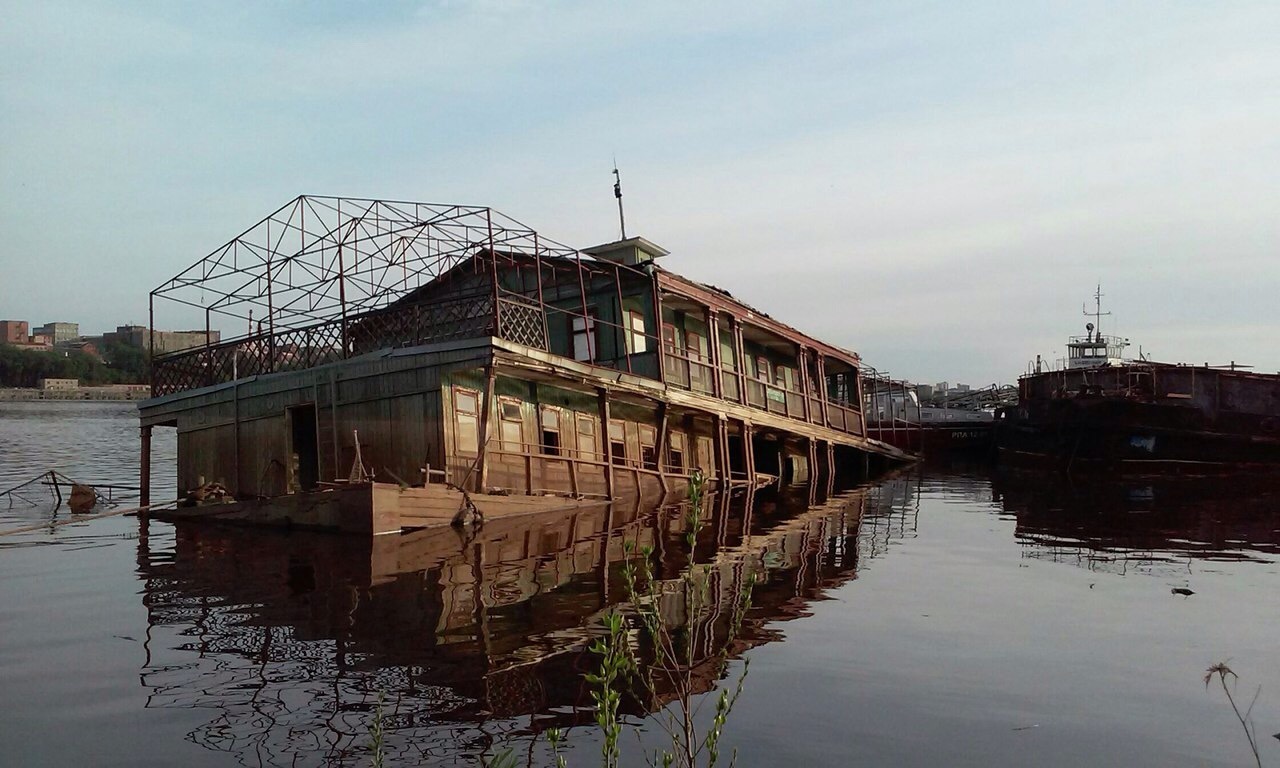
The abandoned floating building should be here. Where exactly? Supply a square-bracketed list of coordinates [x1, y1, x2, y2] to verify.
[139, 196, 913, 532]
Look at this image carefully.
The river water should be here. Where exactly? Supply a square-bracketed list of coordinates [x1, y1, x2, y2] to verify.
[0, 402, 1277, 766]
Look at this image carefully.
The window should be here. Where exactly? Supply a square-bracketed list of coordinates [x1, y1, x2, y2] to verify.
[662, 323, 679, 353]
[540, 406, 561, 455]
[638, 425, 658, 471]
[685, 331, 704, 360]
[499, 398, 524, 451]
[668, 432, 686, 473]
[454, 388, 480, 454]
[608, 420, 627, 466]
[626, 309, 648, 354]
[576, 414, 597, 459]
[719, 330, 736, 370]
[571, 310, 597, 362]
[756, 356, 771, 382]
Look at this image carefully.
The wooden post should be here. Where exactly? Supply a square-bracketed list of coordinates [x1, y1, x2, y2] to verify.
[475, 365, 497, 493]
[743, 422, 756, 486]
[597, 387, 614, 498]
[733, 318, 749, 406]
[140, 425, 152, 507]
[654, 402, 669, 494]
[827, 441, 837, 496]
[713, 416, 729, 487]
[816, 355, 829, 427]
[808, 438, 819, 486]
[797, 345, 811, 423]
[705, 306, 722, 398]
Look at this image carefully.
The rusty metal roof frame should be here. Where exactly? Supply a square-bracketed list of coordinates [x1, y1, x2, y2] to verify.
[148, 195, 602, 349]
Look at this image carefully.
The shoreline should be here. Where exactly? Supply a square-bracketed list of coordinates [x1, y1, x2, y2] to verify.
[0, 388, 149, 402]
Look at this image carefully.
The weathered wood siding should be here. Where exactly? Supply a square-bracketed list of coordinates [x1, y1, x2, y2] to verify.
[142, 341, 490, 497]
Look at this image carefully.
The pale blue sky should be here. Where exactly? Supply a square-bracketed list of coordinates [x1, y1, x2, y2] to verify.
[2, 1, 1277, 383]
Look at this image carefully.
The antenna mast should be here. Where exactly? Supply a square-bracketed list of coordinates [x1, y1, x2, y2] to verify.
[612, 164, 627, 240]
[1083, 283, 1110, 340]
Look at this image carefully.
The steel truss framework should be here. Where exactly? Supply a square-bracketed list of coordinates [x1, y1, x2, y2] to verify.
[150, 195, 655, 396]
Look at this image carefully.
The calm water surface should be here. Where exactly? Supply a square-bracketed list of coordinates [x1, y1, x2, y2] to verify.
[0, 402, 1277, 766]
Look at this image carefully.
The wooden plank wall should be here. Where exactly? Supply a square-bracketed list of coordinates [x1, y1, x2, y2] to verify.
[150, 343, 489, 497]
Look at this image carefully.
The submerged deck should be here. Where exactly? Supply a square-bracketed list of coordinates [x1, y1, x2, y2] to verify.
[156, 480, 614, 536]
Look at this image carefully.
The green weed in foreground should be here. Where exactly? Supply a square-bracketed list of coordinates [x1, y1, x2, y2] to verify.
[579, 469, 753, 768]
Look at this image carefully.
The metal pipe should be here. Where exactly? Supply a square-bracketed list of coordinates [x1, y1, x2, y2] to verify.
[617, 264, 633, 374]
[574, 254, 594, 363]
[336, 199, 349, 358]
[487, 209, 501, 340]
[264, 219, 276, 373]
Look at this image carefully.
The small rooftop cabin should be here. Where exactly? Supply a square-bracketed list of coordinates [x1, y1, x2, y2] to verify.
[139, 196, 912, 529]
[1065, 324, 1130, 370]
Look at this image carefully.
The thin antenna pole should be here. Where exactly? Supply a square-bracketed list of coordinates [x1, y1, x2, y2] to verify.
[612, 164, 627, 240]
[1082, 282, 1111, 338]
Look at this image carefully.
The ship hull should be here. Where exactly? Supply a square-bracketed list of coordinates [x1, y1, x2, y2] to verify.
[997, 366, 1280, 473]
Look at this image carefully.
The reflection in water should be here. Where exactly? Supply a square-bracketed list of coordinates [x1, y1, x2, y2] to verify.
[994, 470, 1280, 576]
[134, 477, 921, 765]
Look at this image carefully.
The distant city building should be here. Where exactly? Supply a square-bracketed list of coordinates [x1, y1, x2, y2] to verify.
[0, 320, 29, 344]
[34, 322, 79, 345]
[915, 383, 934, 400]
[104, 325, 220, 355]
[28, 333, 54, 348]
[39, 378, 79, 391]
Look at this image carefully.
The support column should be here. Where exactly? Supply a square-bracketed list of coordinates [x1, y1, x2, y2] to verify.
[654, 402, 669, 494]
[731, 317, 748, 406]
[597, 387, 614, 498]
[139, 425, 152, 508]
[807, 438, 819, 486]
[713, 416, 729, 487]
[827, 441, 837, 497]
[797, 346, 812, 423]
[475, 365, 497, 493]
[816, 355, 829, 427]
[743, 422, 756, 486]
[705, 307, 723, 399]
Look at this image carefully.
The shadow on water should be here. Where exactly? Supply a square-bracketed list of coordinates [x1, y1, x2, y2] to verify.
[132, 474, 922, 765]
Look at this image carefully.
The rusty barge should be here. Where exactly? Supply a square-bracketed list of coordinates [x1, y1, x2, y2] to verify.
[996, 295, 1280, 472]
[138, 196, 914, 533]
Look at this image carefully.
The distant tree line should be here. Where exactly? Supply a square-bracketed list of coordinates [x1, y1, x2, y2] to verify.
[0, 342, 150, 387]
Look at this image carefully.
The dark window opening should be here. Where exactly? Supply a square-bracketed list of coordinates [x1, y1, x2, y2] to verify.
[639, 425, 658, 471]
[608, 420, 627, 466]
[540, 406, 561, 456]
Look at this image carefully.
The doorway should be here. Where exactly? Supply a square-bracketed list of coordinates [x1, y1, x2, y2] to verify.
[289, 404, 320, 492]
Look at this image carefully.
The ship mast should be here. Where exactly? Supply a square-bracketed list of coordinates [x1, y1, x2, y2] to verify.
[1083, 283, 1110, 341]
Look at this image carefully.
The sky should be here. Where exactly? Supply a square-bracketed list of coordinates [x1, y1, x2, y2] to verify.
[2, 0, 1277, 385]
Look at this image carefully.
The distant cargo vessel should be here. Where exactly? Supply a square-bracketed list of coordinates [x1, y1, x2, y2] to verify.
[996, 289, 1280, 472]
[864, 380, 997, 455]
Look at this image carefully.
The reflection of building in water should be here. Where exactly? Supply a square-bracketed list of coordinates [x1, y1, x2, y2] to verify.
[994, 471, 1280, 576]
[134, 477, 920, 765]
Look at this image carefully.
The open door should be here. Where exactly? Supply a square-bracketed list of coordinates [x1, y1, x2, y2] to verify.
[289, 404, 320, 492]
